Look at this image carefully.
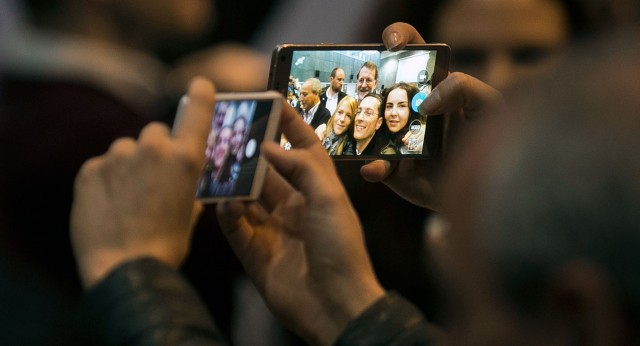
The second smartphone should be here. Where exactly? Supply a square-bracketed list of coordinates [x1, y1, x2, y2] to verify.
[268, 43, 450, 160]
[177, 91, 282, 203]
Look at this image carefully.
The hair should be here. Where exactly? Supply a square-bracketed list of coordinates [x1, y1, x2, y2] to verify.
[380, 82, 422, 144]
[305, 78, 323, 95]
[330, 67, 344, 78]
[325, 96, 358, 155]
[476, 27, 640, 338]
[359, 92, 383, 114]
[357, 61, 378, 81]
[233, 114, 247, 128]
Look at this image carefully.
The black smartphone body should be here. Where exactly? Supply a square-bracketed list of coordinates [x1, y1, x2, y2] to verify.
[174, 91, 282, 202]
[268, 43, 450, 160]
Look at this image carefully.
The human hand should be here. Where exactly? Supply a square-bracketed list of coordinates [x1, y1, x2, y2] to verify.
[217, 103, 385, 345]
[360, 22, 504, 211]
[315, 123, 327, 141]
[70, 78, 216, 289]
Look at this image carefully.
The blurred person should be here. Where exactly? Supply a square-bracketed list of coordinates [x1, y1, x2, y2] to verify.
[319, 67, 347, 115]
[230, 116, 248, 162]
[0, 1, 244, 342]
[315, 96, 357, 156]
[70, 77, 230, 345]
[218, 23, 640, 345]
[352, 93, 383, 155]
[216, 113, 249, 190]
[434, 0, 569, 91]
[211, 126, 233, 181]
[379, 82, 427, 155]
[355, 61, 378, 101]
[298, 77, 331, 128]
[65, 25, 640, 346]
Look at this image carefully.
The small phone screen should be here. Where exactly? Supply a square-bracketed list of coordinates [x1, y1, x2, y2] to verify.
[196, 98, 274, 200]
[273, 45, 448, 160]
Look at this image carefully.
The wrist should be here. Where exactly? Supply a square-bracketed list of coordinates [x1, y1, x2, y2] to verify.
[316, 279, 386, 345]
[75, 245, 186, 290]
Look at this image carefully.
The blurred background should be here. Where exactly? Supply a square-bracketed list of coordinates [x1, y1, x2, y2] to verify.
[1, 0, 637, 344]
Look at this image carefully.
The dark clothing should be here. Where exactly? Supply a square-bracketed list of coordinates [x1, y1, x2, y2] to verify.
[319, 88, 347, 109]
[336, 292, 435, 345]
[85, 257, 433, 346]
[308, 103, 332, 129]
[342, 137, 356, 155]
[85, 258, 227, 345]
[357, 135, 383, 156]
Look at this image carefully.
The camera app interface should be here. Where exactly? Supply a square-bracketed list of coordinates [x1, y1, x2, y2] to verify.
[197, 99, 273, 198]
[283, 48, 438, 157]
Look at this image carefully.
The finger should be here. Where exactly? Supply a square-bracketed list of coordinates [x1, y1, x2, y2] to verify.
[359, 160, 395, 183]
[401, 131, 411, 144]
[103, 137, 136, 168]
[74, 156, 105, 188]
[262, 140, 342, 205]
[173, 77, 216, 156]
[420, 72, 504, 117]
[259, 165, 295, 213]
[137, 122, 172, 157]
[217, 200, 248, 237]
[382, 22, 426, 51]
[216, 200, 272, 284]
[244, 201, 270, 226]
[190, 201, 203, 228]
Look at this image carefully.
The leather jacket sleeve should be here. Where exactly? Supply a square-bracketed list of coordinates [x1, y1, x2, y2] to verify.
[335, 292, 437, 346]
[84, 258, 227, 345]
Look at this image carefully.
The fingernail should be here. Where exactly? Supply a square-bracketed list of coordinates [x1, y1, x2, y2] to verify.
[419, 88, 440, 116]
[385, 31, 401, 51]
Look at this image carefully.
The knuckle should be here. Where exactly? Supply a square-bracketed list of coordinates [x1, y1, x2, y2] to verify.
[108, 137, 136, 159]
[75, 157, 102, 183]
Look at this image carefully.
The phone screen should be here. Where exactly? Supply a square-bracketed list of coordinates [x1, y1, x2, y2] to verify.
[194, 93, 281, 202]
[269, 44, 450, 160]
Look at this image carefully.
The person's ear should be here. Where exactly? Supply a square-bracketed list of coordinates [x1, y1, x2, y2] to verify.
[375, 116, 383, 130]
[549, 261, 627, 346]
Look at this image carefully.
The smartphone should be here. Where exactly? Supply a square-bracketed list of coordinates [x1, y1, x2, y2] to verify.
[174, 91, 282, 202]
[268, 43, 450, 160]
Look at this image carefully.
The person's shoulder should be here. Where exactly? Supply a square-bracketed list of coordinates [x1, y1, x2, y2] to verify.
[320, 88, 329, 102]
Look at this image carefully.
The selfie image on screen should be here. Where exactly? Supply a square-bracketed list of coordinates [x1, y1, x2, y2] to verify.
[284, 49, 438, 157]
[196, 99, 272, 199]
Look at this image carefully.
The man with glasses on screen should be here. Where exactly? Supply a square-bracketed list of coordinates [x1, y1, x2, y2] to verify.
[353, 93, 383, 155]
[355, 61, 378, 101]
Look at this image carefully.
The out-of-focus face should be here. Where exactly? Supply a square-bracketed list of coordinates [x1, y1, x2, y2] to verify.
[437, 0, 568, 91]
[356, 67, 377, 99]
[299, 81, 319, 111]
[230, 118, 246, 154]
[384, 88, 410, 133]
[353, 96, 382, 141]
[428, 119, 520, 345]
[213, 127, 231, 169]
[330, 69, 345, 93]
[332, 102, 354, 136]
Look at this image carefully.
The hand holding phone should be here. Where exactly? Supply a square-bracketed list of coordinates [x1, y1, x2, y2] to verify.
[359, 23, 504, 211]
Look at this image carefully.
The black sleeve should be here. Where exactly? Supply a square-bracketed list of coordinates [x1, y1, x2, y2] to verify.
[83, 257, 227, 346]
[335, 292, 437, 346]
